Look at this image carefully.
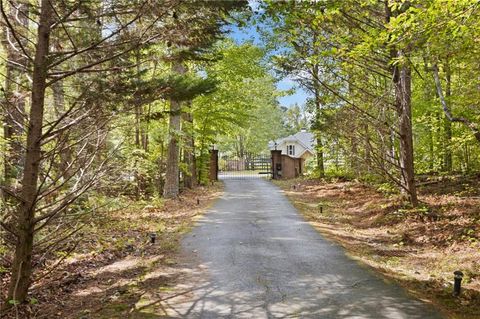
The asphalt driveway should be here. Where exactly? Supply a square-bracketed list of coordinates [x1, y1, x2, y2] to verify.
[166, 178, 444, 318]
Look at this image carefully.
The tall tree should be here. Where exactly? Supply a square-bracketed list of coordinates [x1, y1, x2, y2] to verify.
[161, 0, 248, 197]
[262, 0, 420, 204]
[1, 0, 183, 304]
[7, 0, 53, 302]
[386, 1, 418, 206]
[163, 60, 186, 198]
[182, 101, 197, 189]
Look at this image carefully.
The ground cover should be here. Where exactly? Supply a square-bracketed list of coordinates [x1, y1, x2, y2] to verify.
[1, 183, 222, 319]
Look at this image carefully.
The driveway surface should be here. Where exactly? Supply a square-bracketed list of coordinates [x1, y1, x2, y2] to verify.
[166, 178, 443, 318]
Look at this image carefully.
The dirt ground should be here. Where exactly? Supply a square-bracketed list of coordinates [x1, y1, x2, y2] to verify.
[273, 176, 480, 319]
[1, 183, 222, 319]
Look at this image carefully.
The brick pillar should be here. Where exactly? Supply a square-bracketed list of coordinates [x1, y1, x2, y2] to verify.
[271, 150, 282, 180]
[209, 149, 218, 181]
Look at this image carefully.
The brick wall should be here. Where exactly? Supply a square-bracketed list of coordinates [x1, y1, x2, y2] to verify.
[271, 150, 304, 179]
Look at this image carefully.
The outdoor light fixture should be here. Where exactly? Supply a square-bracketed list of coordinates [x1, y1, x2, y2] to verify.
[453, 270, 464, 296]
[149, 232, 157, 244]
[274, 142, 278, 150]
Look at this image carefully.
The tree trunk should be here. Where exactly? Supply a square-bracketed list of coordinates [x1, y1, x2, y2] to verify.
[364, 123, 371, 173]
[7, 0, 52, 304]
[312, 63, 325, 177]
[432, 64, 480, 144]
[421, 56, 437, 172]
[350, 136, 359, 175]
[316, 136, 325, 177]
[134, 49, 144, 150]
[163, 61, 186, 198]
[133, 50, 148, 197]
[427, 114, 434, 172]
[135, 104, 142, 147]
[237, 135, 245, 158]
[386, 1, 418, 206]
[393, 56, 418, 206]
[443, 59, 453, 172]
[182, 102, 196, 189]
[334, 138, 340, 170]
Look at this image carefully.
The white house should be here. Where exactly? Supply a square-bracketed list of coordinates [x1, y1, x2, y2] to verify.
[269, 130, 316, 159]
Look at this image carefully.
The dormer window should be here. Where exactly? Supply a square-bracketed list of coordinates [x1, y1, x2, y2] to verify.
[287, 144, 295, 156]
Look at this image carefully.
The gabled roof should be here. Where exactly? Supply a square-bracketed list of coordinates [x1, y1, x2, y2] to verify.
[269, 131, 316, 152]
[292, 131, 316, 151]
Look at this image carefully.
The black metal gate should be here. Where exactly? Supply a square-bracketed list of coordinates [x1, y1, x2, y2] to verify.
[218, 153, 271, 179]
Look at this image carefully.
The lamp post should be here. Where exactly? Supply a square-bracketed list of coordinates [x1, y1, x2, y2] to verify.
[210, 144, 218, 181]
[274, 141, 278, 150]
[149, 232, 157, 244]
[453, 270, 464, 296]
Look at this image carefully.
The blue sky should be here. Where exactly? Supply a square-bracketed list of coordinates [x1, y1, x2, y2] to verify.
[227, 22, 309, 108]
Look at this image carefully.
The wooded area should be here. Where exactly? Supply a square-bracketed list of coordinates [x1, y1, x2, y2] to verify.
[0, 0, 286, 309]
[262, 0, 480, 206]
[0, 0, 479, 317]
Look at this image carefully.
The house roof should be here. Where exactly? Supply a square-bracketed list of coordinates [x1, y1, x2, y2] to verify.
[269, 131, 316, 153]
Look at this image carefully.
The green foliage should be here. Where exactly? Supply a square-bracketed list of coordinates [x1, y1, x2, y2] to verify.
[192, 41, 287, 155]
[376, 183, 399, 196]
[283, 104, 308, 134]
[324, 166, 354, 180]
[196, 152, 211, 186]
[261, 0, 480, 186]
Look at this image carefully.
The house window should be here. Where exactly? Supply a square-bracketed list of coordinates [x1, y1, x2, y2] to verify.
[287, 144, 295, 156]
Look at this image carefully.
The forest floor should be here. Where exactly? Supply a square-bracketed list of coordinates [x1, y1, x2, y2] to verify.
[273, 175, 480, 319]
[1, 183, 223, 319]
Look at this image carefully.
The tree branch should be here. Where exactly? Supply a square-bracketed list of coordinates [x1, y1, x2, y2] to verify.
[432, 63, 480, 143]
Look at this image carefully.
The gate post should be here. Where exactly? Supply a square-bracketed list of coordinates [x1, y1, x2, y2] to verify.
[209, 149, 219, 181]
[271, 150, 282, 180]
